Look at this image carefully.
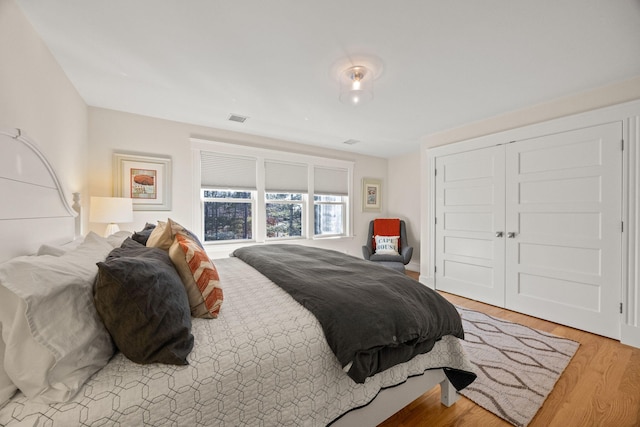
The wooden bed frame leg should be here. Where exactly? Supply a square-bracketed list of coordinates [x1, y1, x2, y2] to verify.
[440, 378, 459, 407]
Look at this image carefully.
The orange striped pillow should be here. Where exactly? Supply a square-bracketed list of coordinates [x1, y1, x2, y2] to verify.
[168, 224, 223, 318]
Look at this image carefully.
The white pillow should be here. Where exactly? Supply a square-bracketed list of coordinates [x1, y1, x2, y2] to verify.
[374, 235, 400, 255]
[0, 232, 115, 403]
[0, 324, 17, 406]
[37, 238, 84, 256]
[106, 230, 133, 248]
[34, 231, 128, 257]
[36, 244, 68, 257]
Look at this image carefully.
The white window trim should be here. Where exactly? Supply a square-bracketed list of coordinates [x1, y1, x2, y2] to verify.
[191, 138, 354, 244]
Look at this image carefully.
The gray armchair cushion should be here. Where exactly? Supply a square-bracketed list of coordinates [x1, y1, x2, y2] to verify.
[362, 245, 373, 260]
[400, 245, 413, 265]
[370, 253, 404, 263]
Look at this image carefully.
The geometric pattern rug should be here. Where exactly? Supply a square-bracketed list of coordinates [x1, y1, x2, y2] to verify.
[457, 306, 580, 427]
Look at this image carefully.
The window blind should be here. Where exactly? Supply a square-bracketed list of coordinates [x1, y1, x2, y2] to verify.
[201, 152, 257, 190]
[314, 166, 349, 195]
[265, 160, 308, 193]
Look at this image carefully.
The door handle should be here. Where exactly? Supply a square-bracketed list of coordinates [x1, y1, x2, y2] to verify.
[507, 232, 516, 238]
[495, 231, 504, 238]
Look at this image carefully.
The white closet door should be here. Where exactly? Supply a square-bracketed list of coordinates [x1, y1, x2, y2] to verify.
[434, 146, 506, 306]
[505, 122, 622, 339]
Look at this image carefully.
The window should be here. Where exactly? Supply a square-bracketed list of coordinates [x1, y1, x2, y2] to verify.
[314, 195, 345, 236]
[200, 151, 257, 242]
[193, 139, 353, 243]
[202, 190, 253, 242]
[313, 167, 348, 237]
[264, 160, 307, 239]
[265, 193, 303, 238]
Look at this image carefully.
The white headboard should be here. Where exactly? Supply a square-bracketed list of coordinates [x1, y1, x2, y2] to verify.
[0, 128, 79, 263]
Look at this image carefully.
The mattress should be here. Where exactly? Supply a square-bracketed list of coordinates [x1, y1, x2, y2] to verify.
[0, 257, 474, 426]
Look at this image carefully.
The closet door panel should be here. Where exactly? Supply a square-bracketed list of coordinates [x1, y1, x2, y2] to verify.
[434, 146, 505, 306]
[505, 122, 622, 339]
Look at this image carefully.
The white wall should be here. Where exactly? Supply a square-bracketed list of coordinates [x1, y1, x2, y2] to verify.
[88, 107, 388, 258]
[421, 76, 640, 151]
[0, 0, 88, 216]
[387, 152, 421, 272]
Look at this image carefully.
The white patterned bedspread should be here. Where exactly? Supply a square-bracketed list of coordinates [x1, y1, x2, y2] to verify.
[0, 257, 473, 426]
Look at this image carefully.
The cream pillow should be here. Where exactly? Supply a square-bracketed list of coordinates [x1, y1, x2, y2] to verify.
[374, 235, 400, 255]
[146, 220, 173, 250]
[146, 218, 224, 318]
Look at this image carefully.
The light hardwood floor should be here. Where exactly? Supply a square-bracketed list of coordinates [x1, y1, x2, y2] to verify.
[378, 271, 640, 427]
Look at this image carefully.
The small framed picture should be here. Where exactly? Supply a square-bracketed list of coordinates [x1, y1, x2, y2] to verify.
[362, 178, 382, 212]
[113, 153, 172, 211]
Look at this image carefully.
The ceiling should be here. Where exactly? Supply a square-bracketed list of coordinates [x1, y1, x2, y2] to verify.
[15, 0, 640, 158]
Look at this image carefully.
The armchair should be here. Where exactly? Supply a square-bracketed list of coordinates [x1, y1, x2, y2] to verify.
[362, 219, 413, 272]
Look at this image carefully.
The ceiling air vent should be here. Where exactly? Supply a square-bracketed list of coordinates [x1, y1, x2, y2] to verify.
[228, 114, 248, 123]
[342, 139, 360, 145]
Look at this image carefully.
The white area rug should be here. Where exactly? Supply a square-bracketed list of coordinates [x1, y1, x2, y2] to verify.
[457, 306, 579, 427]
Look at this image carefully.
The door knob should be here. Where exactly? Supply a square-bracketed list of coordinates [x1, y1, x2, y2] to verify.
[507, 232, 516, 238]
[495, 231, 504, 238]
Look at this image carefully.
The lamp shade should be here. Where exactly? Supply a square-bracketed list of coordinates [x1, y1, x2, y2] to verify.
[339, 65, 374, 106]
[90, 197, 133, 236]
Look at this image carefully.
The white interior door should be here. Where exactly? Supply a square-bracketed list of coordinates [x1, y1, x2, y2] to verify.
[434, 146, 506, 306]
[504, 122, 622, 339]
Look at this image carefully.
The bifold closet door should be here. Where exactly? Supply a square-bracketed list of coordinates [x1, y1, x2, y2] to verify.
[504, 122, 622, 339]
[434, 146, 506, 306]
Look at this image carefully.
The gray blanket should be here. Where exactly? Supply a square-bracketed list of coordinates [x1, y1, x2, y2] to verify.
[233, 244, 467, 384]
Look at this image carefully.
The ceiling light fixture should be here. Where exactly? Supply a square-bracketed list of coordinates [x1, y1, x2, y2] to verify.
[339, 65, 373, 106]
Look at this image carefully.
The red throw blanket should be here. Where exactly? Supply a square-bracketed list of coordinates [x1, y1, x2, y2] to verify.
[373, 218, 400, 250]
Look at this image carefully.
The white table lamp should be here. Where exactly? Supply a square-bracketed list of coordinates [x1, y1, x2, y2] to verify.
[89, 197, 133, 237]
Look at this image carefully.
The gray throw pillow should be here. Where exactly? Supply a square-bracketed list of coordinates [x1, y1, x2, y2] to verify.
[94, 238, 194, 365]
[131, 222, 156, 246]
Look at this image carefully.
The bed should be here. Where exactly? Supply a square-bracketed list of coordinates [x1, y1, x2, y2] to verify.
[0, 128, 475, 426]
